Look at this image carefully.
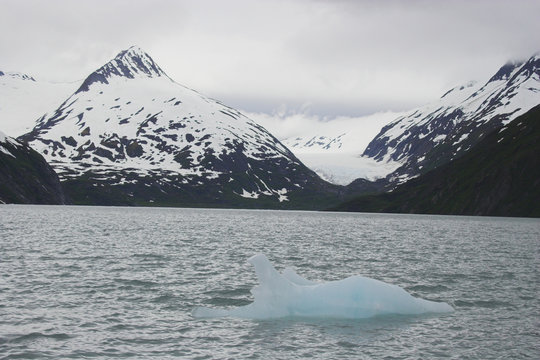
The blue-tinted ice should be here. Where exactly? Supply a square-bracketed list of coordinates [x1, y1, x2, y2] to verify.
[193, 254, 453, 319]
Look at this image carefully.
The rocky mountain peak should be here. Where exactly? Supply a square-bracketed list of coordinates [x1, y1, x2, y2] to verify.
[113, 46, 167, 78]
[486, 53, 539, 85]
[516, 53, 540, 79]
[487, 60, 524, 83]
[76, 46, 168, 93]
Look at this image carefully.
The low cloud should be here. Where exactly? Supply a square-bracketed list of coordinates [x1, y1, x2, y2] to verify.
[243, 106, 405, 153]
[1, 0, 539, 117]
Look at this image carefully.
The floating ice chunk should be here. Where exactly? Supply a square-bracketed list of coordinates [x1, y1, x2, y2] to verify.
[193, 254, 453, 319]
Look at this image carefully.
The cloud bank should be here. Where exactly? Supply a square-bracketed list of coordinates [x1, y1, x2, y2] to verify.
[1, 0, 539, 117]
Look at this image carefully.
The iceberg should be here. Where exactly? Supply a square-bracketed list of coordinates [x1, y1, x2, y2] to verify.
[193, 254, 453, 319]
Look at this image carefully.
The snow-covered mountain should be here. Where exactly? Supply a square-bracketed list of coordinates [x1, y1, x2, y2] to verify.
[0, 130, 67, 204]
[21, 46, 336, 208]
[0, 71, 78, 137]
[363, 54, 540, 185]
[8, 48, 538, 206]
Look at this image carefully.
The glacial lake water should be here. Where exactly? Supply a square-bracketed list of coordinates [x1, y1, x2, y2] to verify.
[0, 205, 538, 359]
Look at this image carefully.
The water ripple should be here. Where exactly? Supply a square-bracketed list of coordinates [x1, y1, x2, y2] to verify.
[0, 205, 538, 359]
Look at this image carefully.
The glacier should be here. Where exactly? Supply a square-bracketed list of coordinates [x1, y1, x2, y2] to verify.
[193, 254, 453, 320]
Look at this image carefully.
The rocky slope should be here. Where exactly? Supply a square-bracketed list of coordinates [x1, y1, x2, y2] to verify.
[0, 130, 68, 204]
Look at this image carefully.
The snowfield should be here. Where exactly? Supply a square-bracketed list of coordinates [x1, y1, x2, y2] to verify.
[0, 71, 78, 137]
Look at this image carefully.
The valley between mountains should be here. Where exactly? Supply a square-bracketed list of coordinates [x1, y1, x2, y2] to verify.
[1, 47, 539, 215]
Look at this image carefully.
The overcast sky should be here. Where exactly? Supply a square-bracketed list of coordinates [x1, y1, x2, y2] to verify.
[1, 0, 539, 119]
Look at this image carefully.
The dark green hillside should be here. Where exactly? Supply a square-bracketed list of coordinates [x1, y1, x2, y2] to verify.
[0, 138, 68, 204]
[60, 166, 342, 210]
[330, 104, 540, 217]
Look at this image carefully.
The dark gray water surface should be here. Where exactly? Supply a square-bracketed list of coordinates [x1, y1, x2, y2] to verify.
[0, 205, 538, 359]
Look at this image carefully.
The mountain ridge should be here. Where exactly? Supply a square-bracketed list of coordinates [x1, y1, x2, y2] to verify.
[362, 53, 540, 186]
